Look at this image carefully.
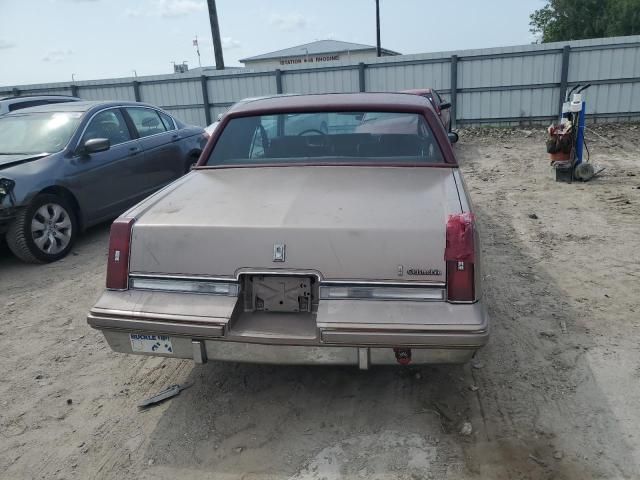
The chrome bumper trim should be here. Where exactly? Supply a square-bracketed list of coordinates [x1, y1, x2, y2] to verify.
[100, 330, 477, 366]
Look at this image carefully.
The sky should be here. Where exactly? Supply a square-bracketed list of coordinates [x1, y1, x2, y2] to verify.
[0, 0, 543, 87]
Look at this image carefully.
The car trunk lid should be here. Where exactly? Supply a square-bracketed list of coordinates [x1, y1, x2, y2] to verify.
[129, 166, 461, 283]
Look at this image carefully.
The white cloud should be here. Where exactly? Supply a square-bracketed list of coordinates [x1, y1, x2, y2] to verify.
[0, 40, 15, 49]
[42, 49, 73, 63]
[268, 13, 307, 32]
[158, 0, 205, 17]
[222, 37, 241, 50]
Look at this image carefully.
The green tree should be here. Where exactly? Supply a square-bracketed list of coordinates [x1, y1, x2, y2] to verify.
[530, 0, 640, 42]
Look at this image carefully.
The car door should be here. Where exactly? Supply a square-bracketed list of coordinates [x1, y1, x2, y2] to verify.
[68, 108, 147, 222]
[124, 107, 184, 188]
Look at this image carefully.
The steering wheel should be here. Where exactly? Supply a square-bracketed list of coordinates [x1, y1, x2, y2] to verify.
[298, 129, 326, 136]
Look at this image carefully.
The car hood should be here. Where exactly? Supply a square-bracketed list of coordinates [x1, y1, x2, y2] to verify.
[129, 166, 463, 283]
[0, 153, 49, 171]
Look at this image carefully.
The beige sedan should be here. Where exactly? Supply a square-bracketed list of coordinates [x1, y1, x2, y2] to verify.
[88, 93, 488, 369]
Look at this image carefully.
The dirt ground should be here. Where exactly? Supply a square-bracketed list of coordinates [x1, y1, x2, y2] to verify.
[1, 124, 639, 480]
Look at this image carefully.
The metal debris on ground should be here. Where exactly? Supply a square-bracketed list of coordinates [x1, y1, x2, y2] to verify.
[528, 454, 547, 466]
[138, 383, 193, 409]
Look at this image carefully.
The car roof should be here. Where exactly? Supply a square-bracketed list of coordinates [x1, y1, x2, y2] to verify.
[0, 94, 80, 102]
[227, 92, 434, 115]
[5, 100, 160, 114]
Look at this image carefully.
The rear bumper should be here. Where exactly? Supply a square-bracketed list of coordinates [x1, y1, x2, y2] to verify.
[87, 290, 489, 367]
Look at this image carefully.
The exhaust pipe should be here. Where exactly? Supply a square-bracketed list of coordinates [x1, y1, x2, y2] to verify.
[393, 348, 412, 365]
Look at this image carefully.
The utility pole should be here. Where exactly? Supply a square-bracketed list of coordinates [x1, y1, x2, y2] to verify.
[375, 0, 381, 57]
[207, 0, 225, 70]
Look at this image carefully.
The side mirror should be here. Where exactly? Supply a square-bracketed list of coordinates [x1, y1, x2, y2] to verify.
[440, 102, 452, 110]
[83, 138, 110, 154]
[448, 132, 459, 144]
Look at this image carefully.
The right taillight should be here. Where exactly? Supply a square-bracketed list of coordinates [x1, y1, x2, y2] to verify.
[106, 217, 135, 290]
[445, 212, 476, 302]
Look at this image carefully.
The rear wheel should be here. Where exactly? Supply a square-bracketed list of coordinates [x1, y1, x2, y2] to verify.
[184, 153, 200, 173]
[6, 194, 77, 263]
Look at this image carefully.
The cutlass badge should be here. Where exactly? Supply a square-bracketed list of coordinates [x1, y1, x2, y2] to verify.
[406, 267, 442, 276]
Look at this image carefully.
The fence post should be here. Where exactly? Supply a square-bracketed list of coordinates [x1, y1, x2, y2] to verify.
[201, 75, 212, 125]
[70, 85, 79, 97]
[275, 69, 283, 94]
[358, 63, 366, 92]
[450, 55, 458, 129]
[558, 45, 571, 120]
[132, 81, 141, 102]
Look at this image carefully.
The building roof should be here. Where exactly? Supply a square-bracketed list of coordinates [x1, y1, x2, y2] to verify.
[240, 40, 400, 62]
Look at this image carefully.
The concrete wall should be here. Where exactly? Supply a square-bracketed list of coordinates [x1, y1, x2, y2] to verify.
[3, 35, 639, 127]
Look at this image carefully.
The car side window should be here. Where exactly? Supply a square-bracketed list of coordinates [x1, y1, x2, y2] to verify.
[158, 111, 176, 131]
[82, 109, 131, 146]
[125, 108, 167, 138]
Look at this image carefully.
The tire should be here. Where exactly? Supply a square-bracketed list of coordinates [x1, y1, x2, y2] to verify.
[6, 194, 78, 263]
[184, 154, 199, 173]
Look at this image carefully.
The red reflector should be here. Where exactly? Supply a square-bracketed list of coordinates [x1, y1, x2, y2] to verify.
[106, 218, 135, 290]
[445, 213, 476, 302]
[447, 261, 475, 302]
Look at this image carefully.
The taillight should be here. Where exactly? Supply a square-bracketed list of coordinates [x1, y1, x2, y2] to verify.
[106, 218, 135, 290]
[445, 212, 476, 302]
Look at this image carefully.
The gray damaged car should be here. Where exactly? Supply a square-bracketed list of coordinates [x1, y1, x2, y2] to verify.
[0, 101, 206, 263]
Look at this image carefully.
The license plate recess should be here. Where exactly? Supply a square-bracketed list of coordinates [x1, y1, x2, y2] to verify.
[250, 276, 311, 313]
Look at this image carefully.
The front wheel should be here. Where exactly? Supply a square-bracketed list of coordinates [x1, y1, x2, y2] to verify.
[6, 194, 78, 263]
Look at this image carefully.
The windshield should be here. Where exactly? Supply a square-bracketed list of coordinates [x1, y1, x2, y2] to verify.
[0, 112, 83, 155]
[206, 111, 444, 166]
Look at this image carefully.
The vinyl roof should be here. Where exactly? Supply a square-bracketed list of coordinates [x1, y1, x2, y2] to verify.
[240, 40, 400, 62]
[228, 92, 433, 114]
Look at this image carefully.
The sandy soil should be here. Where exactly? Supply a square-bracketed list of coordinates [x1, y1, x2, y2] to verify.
[1, 124, 639, 480]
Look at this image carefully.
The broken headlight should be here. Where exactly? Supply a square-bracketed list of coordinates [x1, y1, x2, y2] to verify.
[0, 178, 16, 201]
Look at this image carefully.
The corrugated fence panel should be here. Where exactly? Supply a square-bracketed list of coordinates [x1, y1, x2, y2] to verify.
[459, 88, 559, 123]
[208, 74, 275, 103]
[365, 61, 450, 91]
[459, 53, 561, 88]
[78, 84, 135, 101]
[162, 106, 206, 126]
[19, 87, 73, 95]
[569, 44, 640, 115]
[140, 80, 203, 107]
[584, 82, 640, 115]
[210, 105, 229, 122]
[3, 35, 640, 126]
[282, 68, 359, 94]
[570, 45, 640, 81]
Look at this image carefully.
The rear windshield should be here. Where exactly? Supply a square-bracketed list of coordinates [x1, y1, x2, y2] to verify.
[206, 111, 444, 166]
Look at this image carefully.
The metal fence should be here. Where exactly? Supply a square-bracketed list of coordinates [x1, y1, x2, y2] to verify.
[3, 35, 640, 127]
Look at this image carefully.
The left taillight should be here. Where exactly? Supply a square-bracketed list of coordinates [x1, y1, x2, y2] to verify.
[106, 218, 135, 290]
[445, 212, 476, 303]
